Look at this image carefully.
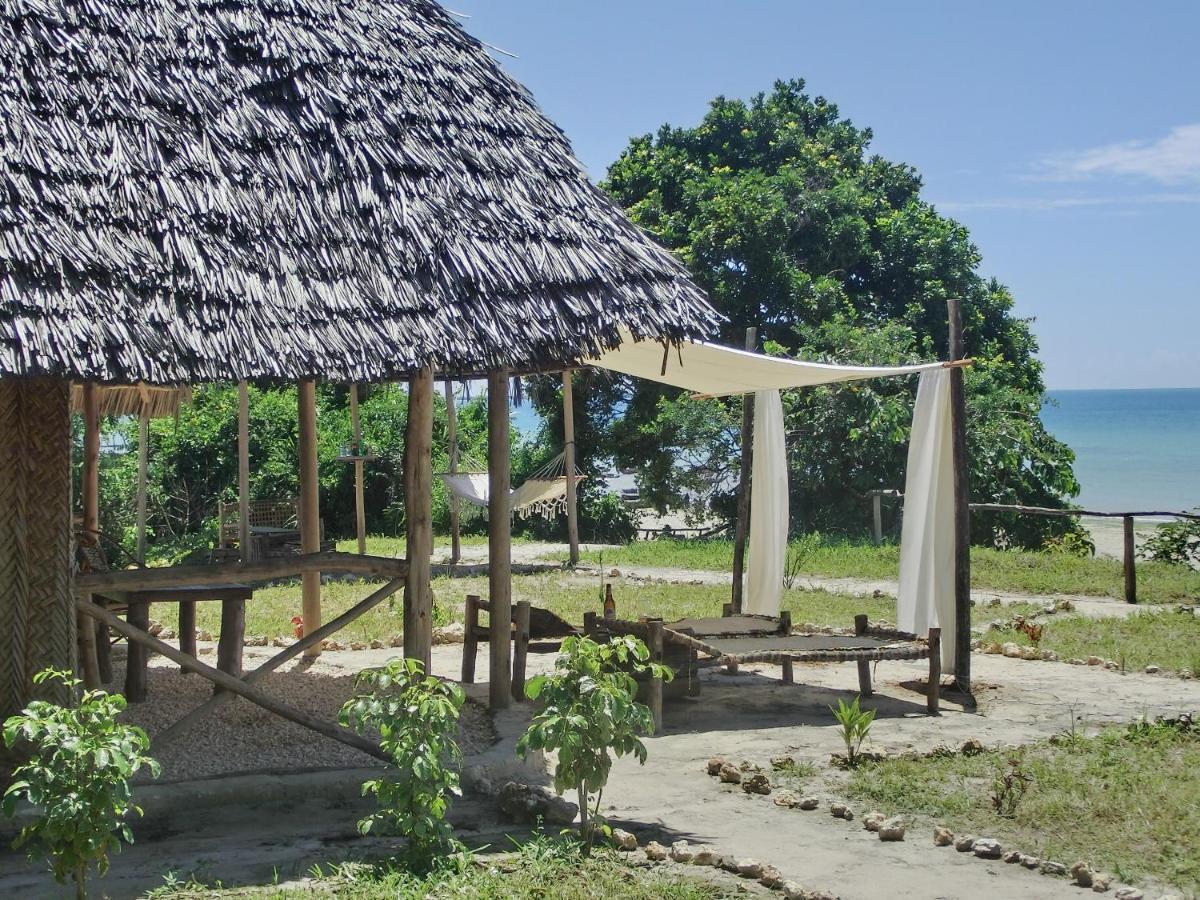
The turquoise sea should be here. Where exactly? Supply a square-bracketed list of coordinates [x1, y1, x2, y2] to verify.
[1042, 388, 1200, 514]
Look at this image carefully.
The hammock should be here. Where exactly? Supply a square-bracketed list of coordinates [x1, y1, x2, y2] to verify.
[439, 450, 585, 520]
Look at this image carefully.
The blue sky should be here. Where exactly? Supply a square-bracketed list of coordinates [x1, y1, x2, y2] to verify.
[457, 1, 1199, 390]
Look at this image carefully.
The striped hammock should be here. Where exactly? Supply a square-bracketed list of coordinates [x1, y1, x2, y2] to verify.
[439, 450, 585, 520]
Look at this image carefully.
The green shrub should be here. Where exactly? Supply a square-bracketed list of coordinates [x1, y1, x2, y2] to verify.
[830, 695, 876, 767]
[2, 669, 160, 899]
[1141, 516, 1200, 566]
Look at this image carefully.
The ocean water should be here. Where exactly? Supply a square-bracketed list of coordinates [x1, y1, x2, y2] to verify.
[1041, 389, 1200, 513]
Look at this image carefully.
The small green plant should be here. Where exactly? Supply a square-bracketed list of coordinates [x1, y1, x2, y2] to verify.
[2, 668, 160, 899]
[1140, 516, 1200, 566]
[338, 657, 465, 871]
[990, 753, 1033, 818]
[830, 695, 876, 767]
[517, 635, 671, 851]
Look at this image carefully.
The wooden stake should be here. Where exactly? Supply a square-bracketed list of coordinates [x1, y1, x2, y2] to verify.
[214, 598, 245, 692]
[350, 384, 367, 556]
[512, 600, 530, 701]
[730, 326, 757, 614]
[78, 599, 387, 762]
[647, 618, 664, 731]
[298, 379, 322, 659]
[124, 599, 149, 702]
[854, 614, 873, 697]
[946, 298, 973, 704]
[487, 369, 512, 710]
[136, 412, 149, 565]
[562, 370, 580, 565]
[404, 368, 434, 671]
[872, 493, 883, 546]
[80, 383, 102, 690]
[1123, 515, 1137, 604]
[461, 594, 479, 683]
[445, 380, 461, 565]
[237, 381, 251, 560]
[927, 627, 942, 715]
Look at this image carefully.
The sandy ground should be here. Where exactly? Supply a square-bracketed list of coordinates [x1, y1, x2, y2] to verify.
[4, 636, 1198, 899]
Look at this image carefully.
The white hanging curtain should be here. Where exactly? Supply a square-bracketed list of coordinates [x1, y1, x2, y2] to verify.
[745, 390, 788, 615]
[896, 369, 956, 668]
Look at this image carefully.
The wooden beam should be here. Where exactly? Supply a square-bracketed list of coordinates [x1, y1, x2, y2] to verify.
[562, 370, 580, 565]
[77, 599, 387, 762]
[154, 578, 404, 747]
[76, 552, 407, 593]
[404, 367, 434, 672]
[946, 298, 974, 705]
[730, 327, 757, 615]
[350, 384, 367, 556]
[298, 379, 321, 659]
[238, 381, 251, 560]
[215, 598, 245, 692]
[488, 369, 512, 710]
[79, 383, 102, 690]
[136, 412, 149, 565]
[445, 380, 461, 565]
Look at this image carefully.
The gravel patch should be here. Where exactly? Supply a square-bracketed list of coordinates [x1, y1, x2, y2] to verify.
[116, 648, 497, 782]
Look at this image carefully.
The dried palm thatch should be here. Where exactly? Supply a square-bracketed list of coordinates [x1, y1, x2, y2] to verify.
[69, 384, 192, 418]
[0, 0, 720, 384]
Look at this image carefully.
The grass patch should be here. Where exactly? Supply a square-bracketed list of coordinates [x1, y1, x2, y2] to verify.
[982, 610, 1200, 673]
[845, 720, 1200, 893]
[146, 840, 732, 899]
[573, 538, 1200, 603]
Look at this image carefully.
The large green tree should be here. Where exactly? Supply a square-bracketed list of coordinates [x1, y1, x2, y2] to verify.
[539, 79, 1078, 547]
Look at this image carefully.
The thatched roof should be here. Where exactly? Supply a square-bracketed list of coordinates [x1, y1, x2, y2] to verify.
[69, 384, 191, 418]
[0, 0, 719, 385]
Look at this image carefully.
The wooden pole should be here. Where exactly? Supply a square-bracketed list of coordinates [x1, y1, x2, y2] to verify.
[562, 370, 580, 565]
[647, 618, 664, 731]
[403, 368, 434, 671]
[487, 369, 512, 710]
[445, 380, 461, 565]
[123, 599, 149, 702]
[730, 326, 757, 615]
[237, 381, 251, 560]
[79, 383, 102, 690]
[512, 599, 531, 701]
[214, 598, 245, 690]
[461, 594, 479, 683]
[78, 599, 387, 762]
[1123, 515, 1137, 603]
[298, 379, 322, 659]
[350, 384, 367, 556]
[946, 298, 974, 704]
[854, 614, 873, 697]
[872, 493, 883, 546]
[136, 412, 149, 565]
[927, 627, 942, 715]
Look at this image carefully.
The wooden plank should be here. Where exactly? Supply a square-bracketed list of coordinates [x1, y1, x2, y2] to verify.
[488, 369, 512, 710]
[238, 381, 251, 559]
[298, 379, 321, 659]
[76, 552, 408, 592]
[947, 298, 973, 704]
[445, 380, 461, 565]
[462, 594, 479, 683]
[1123, 515, 1137, 604]
[154, 578, 403, 747]
[78, 599, 387, 762]
[562, 370, 580, 565]
[404, 368, 434, 671]
[927, 627, 941, 715]
[730, 326, 757, 614]
[215, 598, 245, 692]
[854, 614, 873, 697]
[512, 600, 530, 701]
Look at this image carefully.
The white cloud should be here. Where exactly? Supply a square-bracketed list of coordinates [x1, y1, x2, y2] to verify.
[1039, 124, 1200, 183]
[936, 192, 1200, 213]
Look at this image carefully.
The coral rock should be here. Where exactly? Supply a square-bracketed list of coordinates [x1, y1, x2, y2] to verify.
[1002, 642, 1023, 658]
[1087, 656, 1104, 666]
[735, 858, 764, 879]
[1019, 646, 1040, 661]
[644, 841, 668, 862]
[742, 773, 772, 795]
[954, 836, 976, 852]
[1114, 890, 1144, 900]
[973, 838, 1002, 859]
[718, 763, 742, 784]
[1071, 861, 1094, 887]
[669, 840, 694, 863]
[759, 866, 785, 889]
[706, 756, 727, 776]
[369, 639, 385, 650]
[960, 739, 985, 756]
[691, 848, 720, 867]
[497, 782, 577, 826]
[612, 828, 637, 851]
[798, 796, 820, 810]
[862, 811, 885, 832]
[774, 790, 798, 808]
[1040, 860, 1067, 875]
[1144, 665, 1160, 674]
[878, 817, 906, 841]
[1092, 873, 1113, 893]
[933, 826, 954, 846]
[771, 755, 795, 768]
[1002, 850, 1022, 863]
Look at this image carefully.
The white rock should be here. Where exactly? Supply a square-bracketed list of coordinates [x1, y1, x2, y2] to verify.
[973, 838, 1002, 858]
[691, 848, 720, 867]
[1071, 861, 1094, 887]
[862, 811, 885, 832]
[735, 858, 764, 879]
[1041, 860, 1067, 875]
[759, 866, 785, 889]
[611, 828, 637, 851]
[982, 642, 1003, 654]
[1144, 665, 1160, 674]
[878, 817, 906, 841]
[1002, 643, 1023, 658]
[1087, 656, 1104, 666]
[1020, 855, 1042, 869]
[1041, 649, 1059, 662]
[1091, 872, 1113, 892]
[1019, 646, 1040, 661]
[954, 836, 976, 852]
[669, 840, 694, 863]
[797, 796, 819, 810]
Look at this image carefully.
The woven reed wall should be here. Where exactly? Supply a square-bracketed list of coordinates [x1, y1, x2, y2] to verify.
[0, 378, 74, 720]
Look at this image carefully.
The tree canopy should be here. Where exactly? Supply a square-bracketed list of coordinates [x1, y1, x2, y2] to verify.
[534, 79, 1078, 547]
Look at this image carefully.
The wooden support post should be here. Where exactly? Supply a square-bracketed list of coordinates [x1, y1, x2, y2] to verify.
[462, 594, 480, 683]
[445, 380, 461, 565]
[647, 618, 664, 731]
[779, 610, 792, 634]
[124, 599, 150, 702]
[215, 599, 245, 692]
[854, 614, 873, 697]
[512, 600, 531, 701]
[488, 370, 513, 709]
[136, 412, 149, 565]
[562, 370, 580, 565]
[947, 298, 974, 705]
[730, 327, 757, 614]
[872, 493, 883, 546]
[404, 368, 434, 672]
[237, 381, 251, 560]
[178, 601, 197, 664]
[781, 658, 794, 685]
[1123, 515, 1137, 604]
[80, 383, 102, 690]
[583, 611, 597, 639]
[927, 627, 942, 715]
[79, 599, 387, 762]
[350, 384, 367, 556]
[298, 379, 322, 658]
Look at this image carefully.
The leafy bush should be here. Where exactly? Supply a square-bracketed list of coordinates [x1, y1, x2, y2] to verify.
[517, 635, 670, 850]
[830, 695, 876, 767]
[1141, 516, 1200, 566]
[338, 658, 465, 871]
[1042, 529, 1095, 558]
[2, 669, 160, 898]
